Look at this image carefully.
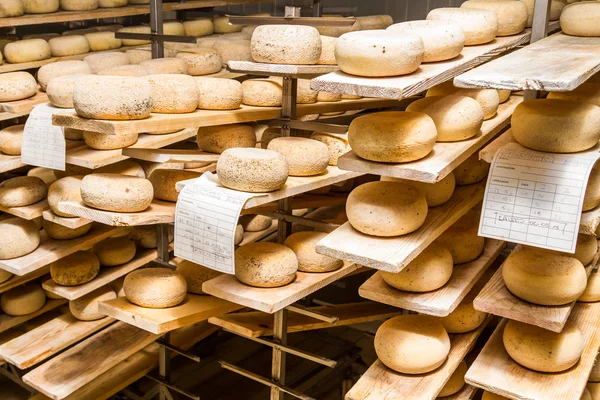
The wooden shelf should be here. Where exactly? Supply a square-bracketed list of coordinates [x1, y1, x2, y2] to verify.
[0, 154, 25, 174]
[0, 266, 50, 295]
[227, 60, 339, 77]
[42, 210, 92, 230]
[345, 317, 490, 400]
[0, 199, 48, 220]
[203, 262, 361, 313]
[465, 303, 600, 400]
[0, 110, 29, 123]
[0, 91, 48, 114]
[0, 299, 66, 335]
[359, 239, 505, 317]
[311, 31, 531, 99]
[121, 148, 220, 164]
[316, 183, 484, 273]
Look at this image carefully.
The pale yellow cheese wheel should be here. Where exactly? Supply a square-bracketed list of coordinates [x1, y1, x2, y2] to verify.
[589, 356, 600, 381]
[83, 130, 138, 149]
[318, 35, 337, 65]
[140, 57, 187, 74]
[267, 137, 330, 177]
[48, 176, 83, 217]
[0, 218, 40, 260]
[0, 176, 47, 207]
[427, 81, 499, 120]
[117, 26, 151, 46]
[575, 234, 598, 265]
[130, 225, 173, 249]
[149, 169, 201, 202]
[28, 167, 57, 185]
[146, 74, 198, 113]
[22, 0, 58, 13]
[197, 124, 256, 153]
[461, 0, 528, 36]
[438, 301, 487, 333]
[212, 39, 252, 65]
[163, 20, 184, 35]
[284, 231, 343, 273]
[93, 237, 136, 266]
[83, 51, 129, 73]
[0, 0, 24, 17]
[214, 16, 243, 34]
[317, 91, 341, 102]
[579, 272, 600, 302]
[196, 77, 242, 110]
[176, 47, 222, 76]
[382, 172, 456, 208]
[436, 209, 485, 263]
[60, 0, 98, 10]
[70, 286, 115, 321]
[183, 18, 214, 37]
[521, 0, 566, 26]
[126, 48, 152, 64]
[427, 7, 498, 45]
[242, 78, 282, 106]
[238, 214, 271, 232]
[84, 31, 121, 51]
[560, 2, 600, 36]
[454, 153, 490, 185]
[548, 81, 600, 107]
[177, 260, 221, 294]
[48, 35, 90, 57]
[37, 60, 92, 91]
[310, 132, 350, 166]
[250, 25, 321, 65]
[1, 284, 45, 316]
[196, 35, 223, 49]
[97, 64, 147, 76]
[235, 242, 298, 287]
[585, 163, 600, 211]
[0, 124, 24, 155]
[51, 251, 100, 286]
[217, 148, 288, 193]
[124, 268, 187, 308]
[43, 219, 91, 240]
[387, 20, 465, 62]
[0, 71, 37, 102]
[438, 360, 467, 397]
[46, 74, 90, 108]
[0, 269, 12, 284]
[81, 173, 153, 212]
[297, 78, 319, 104]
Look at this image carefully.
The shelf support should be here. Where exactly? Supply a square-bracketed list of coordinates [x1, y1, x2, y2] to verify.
[524, 0, 552, 100]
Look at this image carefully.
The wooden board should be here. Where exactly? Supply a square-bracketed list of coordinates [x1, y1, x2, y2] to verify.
[121, 148, 220, 163]
[311, 31, 531, 99]
[0, 91, 48, 113]
[316, 183, 485, 273]
[345, 318, 490, 400]
[202, 262, 361, 313]
[0, 154, 25, 174]
[42, 210, 92, 230]
[445, 385, 478, 400]
[98, 294, 241, 334]
[465, 303, 600, 400]
[359, 239, 505, 317]
[455, 33, 600, 92]
[0, 199, 48, 220]
[228, 60, 339, 76]
[0, 313, 114, 369]
[337, 96, 520, 183]
[0, 110, 30, 123]
[0, 299, 66, 335]
[0, 265, 50, 295]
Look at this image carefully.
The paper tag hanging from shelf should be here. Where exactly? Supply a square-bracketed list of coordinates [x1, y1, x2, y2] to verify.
[479, 143, 600, 253]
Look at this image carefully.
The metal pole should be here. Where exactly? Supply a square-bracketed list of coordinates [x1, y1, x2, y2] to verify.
[158, 332, 171, 400]
[156, 224, 170, 263]
[271, 309, 288, 400]
[524, 0, 551, 100]
[150, 0, 164, 59]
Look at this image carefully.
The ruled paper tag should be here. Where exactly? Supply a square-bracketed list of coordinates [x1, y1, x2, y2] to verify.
[22, 104, 70, 171]
[479, 143, 600, 253]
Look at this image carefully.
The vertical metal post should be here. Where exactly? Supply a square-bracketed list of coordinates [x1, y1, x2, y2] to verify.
[313, 0, 321, 17]
[524, 0, 551, 100]
[159, 332, 171, 400]
[150, 0, 164, 59]
[156, 224, 170, 263]
[270, 309, 288, 400]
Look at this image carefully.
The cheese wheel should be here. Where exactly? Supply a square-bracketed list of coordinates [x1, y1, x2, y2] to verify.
[51, 251, 100, 286]
[242, 78, 282, 106]
[183, 18, 214, 37]
[387, 20, 465, 62]
[140, 58, 188, 74]
[98, 64, 147, 76]
[427, 8, 498, 45]
[317, 35, 337, 65]
[149, 169, 201, 202]
[0, 124, 24, 155]
[196, 124, 255, 153]
[218, 148, 288, 193]
[438, 301, 487, 333]
[336, 30, 424, 77]
[498, 89, 511, 103]
[589, 356, 600, 381]
[196, 35, 223, 48]
[93, 237, 136, 266]
[347, 181, 428, 237]
[83, 130, 138, 149]
[316, 20, 361, 38]
[584, 163, 600, 212]
[381, 172, 456, 207]
[560, 2, 600, 36]
[511, 99, 600, 153]
[83, 51, 129, 73]
[238, 214, 271, 232]
[84, 31, 121, 51]
[503, 319, 583, 372]
[4, 39, 51, 63]
[482, 392, 508, 400]
[380, 242, 453, 292]
[0, 269, 12, 284]
[163, 20, 184, 36]
[436, 210, 485, 263]
[124, 268, 187, 308]
[454, 153, 490, 185]
[310, 132, 351, 166]
[0, 218, 40, 260]
[46, 74, 89, 108]
[0, 176, 47, 207]
[317, 91, 341, 102]
[214, 16, 243, 33]
[356, 15, 394, 29]
[60, 0, 98, 10]
[438, 361, 467, 397]
[22, 0, 58, 13]
[375, 315, 450, 374]
[521, 0, 566, 26]
[348, 111, 437, 163]
[126, 48, 152, 64]
[251, 25, 321, 64]
[177, 260, 221, 294]
[81, 173, 153, 212]
[48, 176, 83, 218]
[582, 388, 593, 400]
[28, 167, 57, 185]
[48, 35, 90, 57]
[406, 95, 484, 142]
[145, 74, 198, 113]
[284, 232, 343, 273]
[296, 78, 319, 104]
[140, 161, 183, 179]
[579, 272, 600, 302]
[117, 26, 151, 46]
[0, 71, 37, 102]
[176, 47, 222, 76]
[235, 242, 298, 287]
[503, 247, 587, 305]
[126, 0, 148, 3]
[95, 160, 145, 178]
[576, 234, 598, 265]
[1, 284, 45, 316]
[461, 0, 528, 36]
[0, 36, 18, 53]
[37, 60, 92, 91]
[212, 39, 252, 65]
[0, 0, 24, 16]
[69, 286, 115, 321]
[196, 77, 242, 110]
[43, 219, 91, 240]
[548, 81, 600, 107]
[235, 224, 244, 243]
[267, 137, 330, 177]
[427, 81, 499, 120]
[130, 225, 173, 249]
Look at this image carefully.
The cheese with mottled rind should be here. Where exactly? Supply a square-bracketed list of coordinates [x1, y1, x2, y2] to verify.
[46, 74, 90, 108]
[126, 48, 152, 64]
[60, 0, 98, 10]
[387, 20, 465, 62]
[124, 268, 187, 308]
[197, 124, 256, 153]
[43, 219, 91, 240]
[1, 284, 46, 316]
[38, 61, 92, 92]
[97, 64, 148, 76]
[4, 39, 52, 63]
[251, 25, 321, 65]
[0, 218, 40, 260]
[51, 251, 100, 286]
[0, 0, 24, 17]
[177, 260, 221, 294]
[427, 7, 499, 45]
[0, 124, 24, 155]
[81, 173, 153, 212]
[575, 234, 598, 265]
[83, 51, 129, 73]
[176, 47, 222, 76]
[130, 225, 173, 249]
[93, 237, 136, 266]
[140, 58, 188, 74]
[218, 148, 288, 193]
[83, 130, 138, 149]
[196, 77, 242, 110]
[242, 78, 282, 106]
[214, 16, 243, 33]
[117, 26, 151, 46]
[0, 176, 47, 207]
[0, 71, 37, 102]
[284, 231, 343, 273]
[212, 39, 252, 65]
[310, 132, 350, 166]
[461, 0, 528, 36]
[521, 0, 566, 26]
[235, 242, 298, 287]
[145, 74, 198, 113]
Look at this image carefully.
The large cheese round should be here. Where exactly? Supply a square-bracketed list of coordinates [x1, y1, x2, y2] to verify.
[438, 302, 487, 333]
[145, 74, 198, 113]
[48, 35, 90, 57]
[427, 81, 499, 120]
[242, 78, 282, 106]
[124, 268, 187, 308]
[130, 225, 173, 249]
[0, 0, 24, 16]
[427, 8, 499, 45]
[1, 284, 45, 316]
[387, 20, 465, 62]
[346, 181, 428, 237]
[0, 218, 40, 260]
[93, 238, 136, 267]
[46, 74, 90, 108]
[380, 242, 453, 292]
[97, 64, 147, 76]
[284, 232, 343, 273]
[197, 124, 255, 153]
[140, 58, 187, 74]
[235, 242, 298, 287]
[521, 0, 566, 26]
[196, 77, 242, 110]
[83, 130, 137, 149]
[0, 124, 24, 155]
[48, 176, 83, 218]
[250, 25, 321, 64]
[267, 137, 330, 177]
[217, 148, 288, 193]
[0, 72, 37, 102]
[454, 153, 490, 185]
[149, 169, 201, 202]
[84, 31, 121, 51]
[585, 163, 600, 211]
[81, 174, 153, 212]
[43, 220, 91, 240]
[60, 0, 98, 10]
[51, 251, 100, 286]
[548, 80, 600, 107]
[576, 234, 598, 265]
[176, 48, 221, 76]
[560, 2, 600, 36]
[579, 272, 600, 302]
[335, 30, 424, 77]
[183, 18, 214, 37]
[37, 60, 91, 91]
[69, 286, 115, 321]
[214, 16, 243, 33]
[382, 173, 456, 208]
[375, 315, 450, 374]
[438, 361, 467, 397]
[22, 0, 58, 13]
[436, 210, 484, 263]
[126, 48, 152, 64]
[317, 35, 336, 65]
[511, 99, 600, 153]
[117, 26, 150, 46]
[310, 132, 351, 166]
[83, 51, 129, 73]
[503, 247, 587, 305]
[177, 260, 221, 294]
[0, 176, 47, 207]
[461, 0, 528, 36]
[239, 214, 271, 232]
[348, 111, 437, 163]
[503, 319, 583, 372]
[212, 39, 252, 65]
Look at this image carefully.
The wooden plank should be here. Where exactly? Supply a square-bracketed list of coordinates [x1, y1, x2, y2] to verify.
[0, 199, 48, 220]
[0, 265, 50, 295]
[202, 262, 361, 313]
[121, 148, 220, 163]
[465, 303, 600, 400]
[316, 183, 485, 273]
[209, 301, 402, 338]
[345, 317, 490, 400]
[336, 96, 520, 183]
[98, 294, 241, 334]
[445, 385, 478, 400]
[0, 299, 67, 335]
[359, 239, 505, 317]
[0, 154, 24, 174]
[42, 210, 92, 230]
[0, 110, 30, 122]
[228, 60, 339, 76]
[243, 193, 348, 216]
[0, 313, 115, 369]
[0, 91, 48, 113]
[311, 31, 531, 99]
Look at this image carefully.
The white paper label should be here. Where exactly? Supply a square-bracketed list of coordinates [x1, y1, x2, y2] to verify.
[479, 143, 600, 253]
[21, 104, 70, 171]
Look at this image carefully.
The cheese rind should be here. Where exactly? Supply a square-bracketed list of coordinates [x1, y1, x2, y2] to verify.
[38, 61, 92, 92]
[548, 81, 600, 107]
[267, 137, 330, 177]
[183, 19, 214, 37]
[70, 286, 116, 321]
[4, 39, 51, 63]
[0, 71, 37, 102]
[310, 132, 351, 166]
[51, 251, 100, 286]
[140, 58, 188, 74]
[242, 78, 282, 106]
[83, 51, 129, 73]
[117, 26, 151, 46]
[97, 64, 148, 76]
[521, 0, 566, 26]
[318, 36, 337, 65]
[177, 260, 221, 294]
[149, 169, 201, 202]
[387, 20, 465, 62]
[93, 238, 136, 266]
[427, 81, 499, 120]
[214, 16, 243, 33]
[1, 284, 46, 316]
[438, 361, 467, 397]
[454, 153, 490, 185]
[212, 39, 252, 65]
[284, 232, 344, 273]
[80, 173, 154, 212]
[124, 268, 187, 308]
[0, 124, 24, 155]
[83, 130, 138, 149]
[579, 272, 600, 302]
[0, 0, 24, 17]
[48, 176, 84, 218]
[145, 74, 199, 113]
[46, 74, 90, 108]
[427, 7, 499, 45]
[196, 77, 243, 110]
[59, 0, 98, 10]
[239, 214, 271, 232]
[251, 25, 322, 65]
[560, 2, 600, 36]
[98, 0, 127, 6]
[176, 48, 222, 76]
[0, 176, 47, 207]
[48, 35, 90, 57]
[435, 209, 485, 263]
[130, 225, 174, 249]
[235, 242, 298, 287]
[575, 234, 598, 265]
[0, 218, 40, 260]
[126, 48, 152, 64]
[22, 0, 59, 13]
[218, 148, 288, 193]
[84, 31, 122, 51]
[461, 0, 528, 36]
[197, 124, 255, 153]
[438, 302, 487, 333]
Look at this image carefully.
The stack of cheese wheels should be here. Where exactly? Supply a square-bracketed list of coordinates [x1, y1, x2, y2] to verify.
[0, 0, 24, 17]
[503, 319, 584, 372]
[46, 74, 90, 108]
[176, 48, 222, 76]
[150, 169, 201, 202]
[217, 148, 288, 193]
[387, 20, 465, 62]
[177, 260, 221, 294]
[348, 111, 437, 163]
[548, 80, 600, 107]
[85, 32, 122, 51]
[0, 72, 37, 102]
[93, 238, 136, 267]
[1, 284, 46, 316]
[560, 2, 600, 36]
[124, 268, 187, 308]
[427, 7, 499, 45]
[375, 315, 450, 374]
[146, 74, 198, 113]
[438, 361, 468, 397]
[51, 251, 100, 286]
[37, 60, 92, 91]
[503, 247, 587, 305]
[0, 176, 47, 207]
[521, 0, 567, 27]
[70, 286, 116, 321]
[250, 25, 322, 64]
[310, 132, 351, 166]
[267, 137, 330, 176]
[585, 162, 600, 211]
[381, 172, 456, 207]
[48, 176, 84, 217]
[461, 0, 528, 36]
[80, 174, 154, 212]
[436, 209, 485, 263]
[511, 99, 600, 153]
[130, 225, 174, 249]
[140, 58, 188, 74]
[48, 35, 90, 57]
[0, 125, 23, 155]
[212, 39, 252, 65]
[83, 52, 129, 73]
[427, 80, 499, 120]
[196, 124, 256, 153]
[43, 219, 92, 240]
[196, 77, 243, 110]
[284, 232, 344, 273]
[0, 218, 40, 260]
[235, 242, 298, 287]
[454, 153, 490, 185]
[346, 181, 428, 237]
[183, 18, 214, 37]
[239, 214, 272, 232]
[242, 78, 282, 106]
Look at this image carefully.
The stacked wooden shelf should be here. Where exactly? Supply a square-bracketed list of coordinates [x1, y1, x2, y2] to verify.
[0, 266, 50, 295]
[0, 299, 67, 335]
[42, 210, 92, 229]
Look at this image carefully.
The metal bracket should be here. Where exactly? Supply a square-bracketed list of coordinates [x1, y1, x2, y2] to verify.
[145, 374, 201, 400]
[156, 339, 201, 362]
[285, 304, 339, 324]
[267, 119, 348, 134]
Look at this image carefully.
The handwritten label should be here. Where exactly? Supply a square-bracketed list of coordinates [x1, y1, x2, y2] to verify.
[479, 143, 600, 253]
[22, 104, 70, 171]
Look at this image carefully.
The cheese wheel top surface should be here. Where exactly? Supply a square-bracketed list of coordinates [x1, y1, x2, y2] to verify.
[427, 7, 499, 45]
[235, 242, 298, 288]
[0, 176, 47, 208]
[50, 251, 100, 286]
[37, 60, 92, 91]
[387, 20, 465, 62]
[46, 73, 91, 108]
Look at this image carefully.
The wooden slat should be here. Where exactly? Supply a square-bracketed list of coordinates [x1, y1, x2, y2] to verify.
[121, 148, 220, 163]
[244, 193, 348, 216]
[228, 60, 339, 76]
[0, 154, 25, 174]
[0, 91, 48, 113]
[0, 110, 29, 122]
[0, 299, 67, 335]
[0, 199, 48, 220]
[42, 210, 92, 230]
[0, 265, 50, 295]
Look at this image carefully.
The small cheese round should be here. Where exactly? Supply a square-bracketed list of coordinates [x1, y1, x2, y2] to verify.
[336, 30, 424, 77]
[427, 81, 499, 120]
[197, 123, 255, 153]
[46, 74, 90, 108]
[511, 99, 600, 153]
[585, 163, 600, 211]
[427, 8, 498, 45]
[183, 18, 214, 37]
[438, 302, 487, 333]
[214, 16, 243, 33]
[149, 169, 201, 202]
[97, 64, 148, 76]
[1, 284, 45, 316]
[217, 148, 288, 193]
[163, 20, 184, 35]
[317, 91, 341, 102]
[48, 176, 83, 218]
[284, 231, 343, 273]
[43, 220, 92, 240]
[0, 176, 47, 207]
[126, 48, 152, 64]
[579, 272, 600, 302]
[69, 286, 115, 321]
[375, 315, 450, 374]
[267, 137, 330, 177]
[48, 35, 90, 57]
[576, 234, 598, 265]
[503, 319, 583, 372]
[238, 214, 271, 232]
[177, 260, 221, 294]
[560, 2, 600, 36]
[461, 0, 528, 36]
[22, 0, 58, 13]
[0, 72, 37, 102]
[454, 153, 490, 185]
[242, 78, 282, 106]
[521, 0, 566, 26]
[0, 0, 24, 16]
[212, 39, 252, 65]
[589, 356, 600, 381]
[381, 172, 456, 208]
[176, 47, 222, 76]
[81, 174, 153, 212]
[51, 251, 100, 286]
[503, 247, 587, 305]
[93, 237, 136, 267]
[98, 0, 126, 6]
[140, 58, 187, 74]
[436, 210, 485, 263]
[0, 218, 40, 260]
[498, 89, 511, 103]
[118, 26, 151, 46]
[387, 20, 465, 62]
[235, 242, 298, 287]
[438, 361, 467, 397]
[130, 225, 173, 249]
[84, 31, 121, 51]
[196, 77, 242, 110]
[60, 0, 98, 10]
[380, 242, 453, 292]
[318, 36, 337, 65]
[310, 132, 350, 166]
[145, 74, 198, 113]
[250, 25, 321, 64]
[83, 51, 129, 74]
[0, 124, 24, 155]
[28, 167, 57, 185]
[348, 111, 437, 163]
[37, 60, 92, 91]
[347, 181, 428, 237]
[83, 130, 138, 149]
[0, 269, 12, 284]
[124, 268, 187, 308]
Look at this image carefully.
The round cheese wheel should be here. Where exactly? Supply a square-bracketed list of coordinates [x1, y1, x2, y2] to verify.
[218, 148, 288, 193]
[503, 247, 587, 305]
[521, 0, 566, 26]
[589, 356, 600, 381]
[83, 51, 129, 73]
[316, 21, 361, 38]
[560, 2, 600, 36]
[235, 242, 297, 287]
[183, 18, 214, 37]
[548, 81, 600, 107]
[438, 301, 487, 333]
[0, 124, 24, 155]
[212, 39, 252, 65]
[436, 210, 484, 263]
[0, 176, 47, 207]
[126, 0, 148, 3]
[427, 8, 499, 45]
[576, 234, 598, 265]
[140, 58, 187, 74]
[46, 74, 90, 108]
[176, 48, 222, 76]
[0, 0, 24, 16]
[60, 0, 98, 10]
[582, 388, 593, 400]
[97, 64, 147, 76]
[126, 48, 152, 64]
[310, 132, 351, 166]
[130, 225, 173, 249]
[512, 99, 600, 153]
[81, 173, 153, 212]
[48, 35, 90, 57]
[461, 0, 528, 36]
[251, 25, 321, 64]
[196, 77, 242, 110]
[197, 123, 255, 153]
[0, 218, 40, 260]
[0, 269, 12, 284]
[336, 30, 423, 77]
[37, 60, 92, 92]
[0, 71, 37, 102]
[51, 251, 100, 286]
[146, 74, 198, 113]
[454, 153, 490, 185]
[267, 137, 330, 177]
[124, 268, 187, 308]
[48, 176, 83, 218]
[196, 35, 223, 48]
[380, 242, 453, 292]
[43, 219, 91, 240]
[239, 214, 271, 232]
[358, 15, 394, 29]
[284, 231, 343, 273]
[585, 163, 600, 211]
[503, 319, 583, 372]
[498, 89, 511, 103]
[22, 0, 58, 13]
[438, 360, 467, 397]
[317, 91, 341, 102]
[93, 237, 136, 266]
[375, 315, 450, 374]
[214, 16, 243, 33]
[242, 78, 282, 106]
[482, 392, 509, 400]
[28, 167, 57, 185]
[163, 20, 184, 36]
[84, 31, 121, 51]
[297, 79, 319, 104]
[1, 284, 45, 316]
[95, 160, 145, 178]
[149, 169, 201, 202]
[348, 111, 437, 163]
[347, 181, 428, 237]
[83, 130, 138, 149]
[98, 0, 125, 6]
[427, 81, 499, 120]
[579, 272, 600, 302]
[177, 260, 221, 294]
[317, 35, 337, 65]
[140, 161, 183, 179]
[381, 173, 456, 208]
[69, 286, 115, 321]
[118, 26, 151, 46]
[387, 20, 465, 62]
